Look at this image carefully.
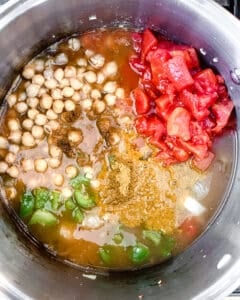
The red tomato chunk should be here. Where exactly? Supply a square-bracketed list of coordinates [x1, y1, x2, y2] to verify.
[130, 29, 235, 171]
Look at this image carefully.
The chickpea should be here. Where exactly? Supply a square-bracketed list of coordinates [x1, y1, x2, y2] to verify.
[5, 186, 17, 199]
[102, 61, 118, 77]
[68, 129, 83, 145]
[0, 161, 8, 173]
[7, 94, 17, 107]
[68, 38, 81, 51]
[7, 165, 19, 178]
[65, 165, 78, 179]
[55, 53, 69, 65]
[91, 89, 101, 100]
[43, 68, 54, 80]
[85, 49, 94, 58]
[89, 54, 105, 69]
[28, 108, 39, 120]
[82, 83, 92, 95]
[26, 83, 40, 98]
[53, 100, 64, 114]
[0, 136, 8, 149]
[64, 100, 75, 112]
[62, 86, 74, 98]
[18, 92, 27, 102]
[8, 118, 20, 131]
[9, 144, 20, 154]
[34, 158, 48, 173]
[76, 58, 87, 67]
[81, 98, 92, 111]
[59, 78, 69, 88]
[8, 130, 22, 144]
[45, 120, 60, 132]
[64, 66, 77, 78]
[51, 88, 63, 100]
[35, 113, 47, 126]
[49, 144, 62, 158]
[22, 66, 35, 79]
[103, 81, 117, 94]
[22, 118, 34, 131]
[54, 68, 64, 82]
[92, 100, 106, 114]
[27, 97, 39, 108]
[44, 78, 57, 89]
[38, 87, 47, 97]
[84, 71, 97, 83]
[5, 152, 16, 164]
[40, 94, 53, 110]
[34, 59, 45, 72]
[21, 158, 34, 172]
[32, 74, 44, 86]
[48, 157, 61, 169]
[70, 78, 82, 90]
[72, 92, 81, 102]
[96, 72, 106, 84]
[15, 102, 28, 114]
[61, 187, 73, 198]
[32, 125, 44, 139]
[90, 179, 100, 189]
[22, 132, 35, 147]
[82, 166, 94, 179]
[104, 94, 116, 106]
[46, 109, 58, 120]
[53, 174, 64, 186]
[108, 132, 120, 145]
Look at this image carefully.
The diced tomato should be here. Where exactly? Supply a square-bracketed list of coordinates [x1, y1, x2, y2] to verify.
[141, 29, 158, 61]
[155, 150, 178, 166]
[179, 217, 200, 241]
[212, 101, 234, 134]
[190, 121, 211, 146]
[141, 80, 159, 99]
[131, 32, 142, 53]
[170, 48, 199, 70]
[148, 48, 171, 82]
[133, 88, 151, 115]
[166, 56, 194, 91]
[172, 146, 189, 162]
[194, 68, 218, 95]
[167, 107, 191, 141]
[135, 116, 148, 134]
[149, 137, 168, 150]
[155, 94, 174, 120]
[180, 89, 210, 121]
[129, 56, 146, 76]
[178, 139, 208, 159]
[192, 151, 215, 171]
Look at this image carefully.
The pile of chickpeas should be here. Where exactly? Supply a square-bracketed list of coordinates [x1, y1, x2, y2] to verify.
[0, 36, 125, 192]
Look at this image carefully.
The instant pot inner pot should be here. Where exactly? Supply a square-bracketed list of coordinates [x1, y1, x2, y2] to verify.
[1, 1, 240, 299]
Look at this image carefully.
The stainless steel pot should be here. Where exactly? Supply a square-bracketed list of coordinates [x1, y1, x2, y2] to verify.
[1, 0, 240, 299]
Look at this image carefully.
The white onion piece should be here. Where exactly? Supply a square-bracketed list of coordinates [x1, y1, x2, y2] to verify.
[184, 196, 206, 216]
[192, 179, 211, 201]
[82, 215, 104, 229]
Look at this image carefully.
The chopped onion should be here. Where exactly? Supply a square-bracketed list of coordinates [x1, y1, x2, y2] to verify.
[184, 196, 206, 216]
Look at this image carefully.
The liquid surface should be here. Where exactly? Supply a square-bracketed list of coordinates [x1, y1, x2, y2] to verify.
[0, 29, 234, 270]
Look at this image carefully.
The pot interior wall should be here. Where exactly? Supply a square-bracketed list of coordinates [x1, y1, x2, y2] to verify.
[1, 0, 240, 299]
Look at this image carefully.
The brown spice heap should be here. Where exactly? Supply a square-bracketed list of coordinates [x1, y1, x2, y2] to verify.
[98, 153, 176, 233]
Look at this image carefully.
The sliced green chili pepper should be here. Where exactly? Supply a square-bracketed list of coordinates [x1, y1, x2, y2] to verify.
[33, 188, 50, 209]
[19, 191, 35, 218]
[113, 233, 123, 244]
[50, 190, 61, 210]
[99, 246, 112, 264]
[29, 209, 58, 226]
[129, 243, 150, 264]
[65, 199, 76, 210]
[74, 190, 96, 209]
[70, 174, 90, 189]
[143, 230, 162, 246]
[72, 207, 84, 223]
[160, 235, 176, 258]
